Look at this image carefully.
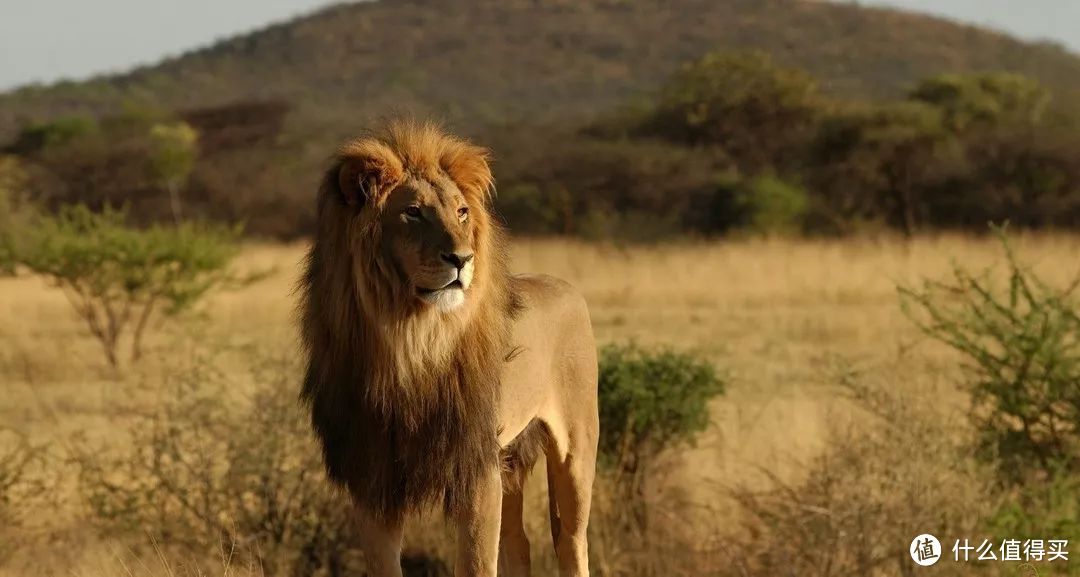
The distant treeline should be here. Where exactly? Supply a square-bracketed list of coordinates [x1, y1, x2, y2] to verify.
[496, 52, 1080, 239]
[5, 51, 1080, 239]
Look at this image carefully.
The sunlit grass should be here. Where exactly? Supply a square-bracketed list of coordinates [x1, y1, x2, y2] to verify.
[2, 233, 1080, 574]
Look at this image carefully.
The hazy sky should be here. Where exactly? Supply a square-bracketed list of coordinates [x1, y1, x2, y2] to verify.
[1, 0, 1078, 91]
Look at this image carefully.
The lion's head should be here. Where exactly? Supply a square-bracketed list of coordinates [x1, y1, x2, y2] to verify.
[322, 119, 497, 319]
[299, 120, 517, 520]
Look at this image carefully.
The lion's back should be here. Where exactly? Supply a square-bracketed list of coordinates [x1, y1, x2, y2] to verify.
[506, 273, 596, 391]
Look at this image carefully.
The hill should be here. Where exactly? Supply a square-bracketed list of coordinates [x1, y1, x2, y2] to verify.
[4, 0, 1080, 138]
[4, 0, 1080, 238]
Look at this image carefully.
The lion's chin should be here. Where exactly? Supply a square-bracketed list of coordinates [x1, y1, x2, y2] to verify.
[418, 285, 466, 312]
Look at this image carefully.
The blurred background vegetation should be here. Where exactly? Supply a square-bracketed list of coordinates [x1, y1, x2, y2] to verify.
[3, 0, 1080, 240]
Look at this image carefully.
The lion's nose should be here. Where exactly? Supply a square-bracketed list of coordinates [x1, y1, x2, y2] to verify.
[441, 251, 474, 270]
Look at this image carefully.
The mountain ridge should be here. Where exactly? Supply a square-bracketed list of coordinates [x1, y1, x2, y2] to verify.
[7, 0, 1080, 239]
[4, 0, 1080, 142]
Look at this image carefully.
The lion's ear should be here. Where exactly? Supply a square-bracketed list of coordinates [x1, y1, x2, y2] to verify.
[335, 140, 404, 207]
[441, 143, 494, 204]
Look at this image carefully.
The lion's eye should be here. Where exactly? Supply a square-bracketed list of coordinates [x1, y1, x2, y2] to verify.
[404, 206, 422, 219]
[458, 206, 469, 222]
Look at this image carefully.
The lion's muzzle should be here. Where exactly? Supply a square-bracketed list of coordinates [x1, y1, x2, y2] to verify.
[416, 257, 474, 311]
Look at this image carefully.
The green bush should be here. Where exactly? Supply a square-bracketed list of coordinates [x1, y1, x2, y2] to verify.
[591, 343, 725, 574]
[734, 174, 809, 236]
[10, 116, 100, 152]
[12, 205, 249, 368]
[900, 230, 1080, 486]
[597, 343, 725, 503]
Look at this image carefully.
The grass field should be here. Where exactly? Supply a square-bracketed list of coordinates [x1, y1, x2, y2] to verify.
[2, 234, 1078, 576]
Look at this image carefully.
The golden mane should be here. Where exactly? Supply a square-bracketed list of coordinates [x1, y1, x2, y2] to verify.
[298, 120, 520, 521]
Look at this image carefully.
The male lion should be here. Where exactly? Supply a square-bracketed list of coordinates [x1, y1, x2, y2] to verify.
[298, 120, 598, 577]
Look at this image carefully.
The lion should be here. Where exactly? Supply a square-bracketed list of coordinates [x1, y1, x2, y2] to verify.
[298, 120, 598, 577]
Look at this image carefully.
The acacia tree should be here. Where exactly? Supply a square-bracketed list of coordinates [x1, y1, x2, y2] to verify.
[638, 51, 822, 173]
[910, 72, 1050, 133]
[810, 102, 955, 236]
[13, 205, 248, 368]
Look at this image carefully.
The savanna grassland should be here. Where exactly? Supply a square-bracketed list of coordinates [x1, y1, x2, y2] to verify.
[2, 234, 1078, 576]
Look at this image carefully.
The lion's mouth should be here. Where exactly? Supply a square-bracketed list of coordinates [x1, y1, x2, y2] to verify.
[417, 279, 463, 296]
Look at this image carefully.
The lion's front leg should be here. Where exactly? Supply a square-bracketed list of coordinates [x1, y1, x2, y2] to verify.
[357, 507, 405, 577]
[455, 466, 503, 577]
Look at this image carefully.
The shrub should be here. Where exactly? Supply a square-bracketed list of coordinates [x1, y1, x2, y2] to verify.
[590, 343, 726, 577]
[720, 359, 992, 577]
[12, 205, 250, 368]
[734, 174, 809, 236]
[9, 116, 100, 152]
[596, 343, 725, 518]
[73, 353, 364, 577]
[0, 430, 47, 565]
[899, 230, 1080, 486]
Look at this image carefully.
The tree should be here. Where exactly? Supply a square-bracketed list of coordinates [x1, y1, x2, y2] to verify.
[909, 73, 1080, 231]
[927, 126, 1080, 230]
[638, 51, 822, 173]
[910, 72, 1050, 133]
[148, 122, 199, 225]
[7, 116, 99, 153]
[809, 102, 954, 236]
[494, 136, 727, 238]
[12, 205, 248, 368]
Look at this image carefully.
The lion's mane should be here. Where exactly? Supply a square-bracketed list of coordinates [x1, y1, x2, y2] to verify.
[298, 121, 520, 521]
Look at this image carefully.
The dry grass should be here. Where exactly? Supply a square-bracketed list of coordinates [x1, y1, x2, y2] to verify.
[2, 233, 1080, 575]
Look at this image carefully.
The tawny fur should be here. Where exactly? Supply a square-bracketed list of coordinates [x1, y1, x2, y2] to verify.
[299, 120, 598, 577]
[298, 120, 523, 521]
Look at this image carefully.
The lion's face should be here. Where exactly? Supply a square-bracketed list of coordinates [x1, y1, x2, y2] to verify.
[327, 121, 495, 318]
[379, 175, 477, 312]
